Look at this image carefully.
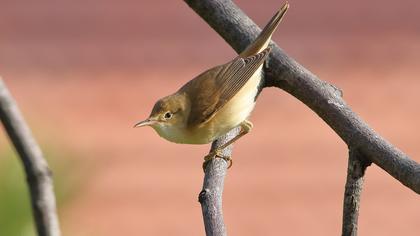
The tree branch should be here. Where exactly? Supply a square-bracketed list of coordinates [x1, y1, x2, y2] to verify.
[184, 0, 420, 194]
[199, 127, 240, 236]
[342, 149, 371, 236]
[0, 78, 61, 236]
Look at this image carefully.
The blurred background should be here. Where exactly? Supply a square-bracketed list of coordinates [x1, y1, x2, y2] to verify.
[1, 0, 419, 235]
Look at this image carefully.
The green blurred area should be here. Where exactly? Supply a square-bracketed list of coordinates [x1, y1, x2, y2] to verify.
[0, 145, 77, 236]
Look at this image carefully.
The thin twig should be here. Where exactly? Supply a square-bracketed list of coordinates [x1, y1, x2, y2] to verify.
[0, 78, 61, 236]
[342, 149, 371, 236]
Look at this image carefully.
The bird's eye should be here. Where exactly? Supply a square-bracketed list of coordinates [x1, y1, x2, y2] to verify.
[164, 112, 173, 119]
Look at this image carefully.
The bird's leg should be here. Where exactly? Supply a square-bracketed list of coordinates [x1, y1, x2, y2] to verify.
[216, 120, 253, 152]
[203, 120, 253, 170]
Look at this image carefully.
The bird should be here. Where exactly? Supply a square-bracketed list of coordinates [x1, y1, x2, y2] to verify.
[135, 2, 289, 169]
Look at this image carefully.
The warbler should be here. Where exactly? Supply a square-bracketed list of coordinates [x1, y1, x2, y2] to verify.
[135, 3, 289, 167]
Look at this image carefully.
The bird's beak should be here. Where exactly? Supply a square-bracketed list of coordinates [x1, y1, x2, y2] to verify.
[133, 118, 158, 128]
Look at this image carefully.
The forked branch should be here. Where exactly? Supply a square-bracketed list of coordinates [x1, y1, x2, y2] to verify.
[184, 0, 420, 235]
[185, 0, 420, 194]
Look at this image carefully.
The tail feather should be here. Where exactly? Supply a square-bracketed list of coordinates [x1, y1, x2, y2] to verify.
[240, 2, 289, 57]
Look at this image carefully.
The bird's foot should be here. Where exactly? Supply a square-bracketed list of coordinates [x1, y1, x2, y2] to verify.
[202, 149, 232, 171]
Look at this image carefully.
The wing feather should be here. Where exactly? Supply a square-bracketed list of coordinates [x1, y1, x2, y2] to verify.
[186, 47, 271, 126]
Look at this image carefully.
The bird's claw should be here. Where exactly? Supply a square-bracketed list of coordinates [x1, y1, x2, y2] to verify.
[202, 150, 232, 171]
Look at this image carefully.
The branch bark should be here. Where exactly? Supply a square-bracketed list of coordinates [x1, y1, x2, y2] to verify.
[199, 127, 240, 236]
[184, 0, 420, 235]
[0, 78, 61, 236]
[342, 149, 371, 236]
[184, 0, 420, 194]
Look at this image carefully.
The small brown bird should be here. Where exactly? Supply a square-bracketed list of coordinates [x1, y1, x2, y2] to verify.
[135, 3, 289, 167]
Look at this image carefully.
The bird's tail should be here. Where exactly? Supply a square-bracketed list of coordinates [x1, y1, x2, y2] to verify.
[240, 2, 289, 57]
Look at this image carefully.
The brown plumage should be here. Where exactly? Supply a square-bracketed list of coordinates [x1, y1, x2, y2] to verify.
[135, 3, 289, 152]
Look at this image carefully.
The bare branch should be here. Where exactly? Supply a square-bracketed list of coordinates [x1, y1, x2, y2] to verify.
[199, 127, 240, 236]
[184, 0, 420, 194]
[0, 78, 61, 236]
[342, 149, 371, 236]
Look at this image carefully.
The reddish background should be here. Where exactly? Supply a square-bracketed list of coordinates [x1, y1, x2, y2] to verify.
[1, 0, 420, 235]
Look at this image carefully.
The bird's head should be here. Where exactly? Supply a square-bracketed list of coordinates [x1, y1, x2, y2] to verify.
[134, 93, 190, 129]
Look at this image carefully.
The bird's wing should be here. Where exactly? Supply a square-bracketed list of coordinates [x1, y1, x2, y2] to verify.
[240, 3, 288, 57]
[186, 47, 271, 126]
